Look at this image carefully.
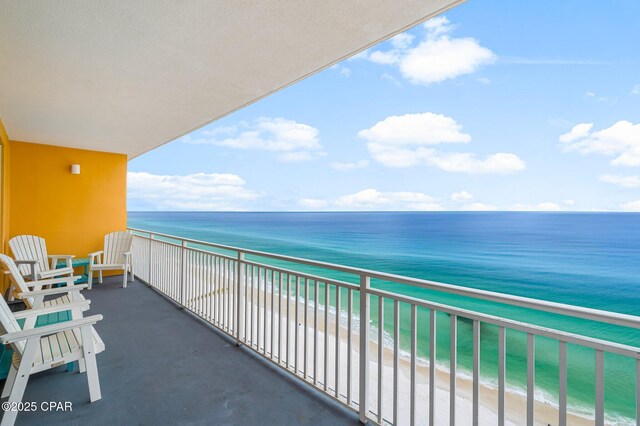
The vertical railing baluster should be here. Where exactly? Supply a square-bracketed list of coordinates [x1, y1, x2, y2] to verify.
[559, 340, 567, 426]
[313, 280, 319, 385]
[286, 274, 291, 369]
[595, 349, 604, 426]
[235, 252, 244, 345]
[180, 240, 187, 309]
[278, 272, 283, 363]
[359, 275, 370, 423]
[245, 265, 250, 344]
[335, 285, 341, 399]
[429, 309, 436, 426]
[377, 296, 384, 424]
[270, 269, 275, 359]
[410, 304, 417, 426]
[450, 314, 457, 425]
[636, 358, 640, 426]
[393, 300, 399, 426]
[324, 282, 329, 392]
[304, 278, 309, 380]
[498, 327, 506, 426]
[251, 266, 256, 345]
[263, 268, 268, 356]
[148, 235, 153, 284]
[295, 276, 300, 374]
[473, 320, 480, 426]
[527, 333, 535, 426]
[347, 288, 353, 406]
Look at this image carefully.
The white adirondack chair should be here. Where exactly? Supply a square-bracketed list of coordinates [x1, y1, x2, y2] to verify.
[8, 235, 74, 282]
[0, 254, 89, 329]
[88, 231, 134, 289]
[0, 282, 104, 426]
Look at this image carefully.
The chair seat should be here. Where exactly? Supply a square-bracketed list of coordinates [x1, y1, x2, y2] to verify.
[43, 293, 88, 311]
[90, 263, 125, 271]
[12, 326, 105, 373]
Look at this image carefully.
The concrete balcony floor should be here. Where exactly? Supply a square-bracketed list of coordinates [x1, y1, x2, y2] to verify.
[7, 276, 358, 425]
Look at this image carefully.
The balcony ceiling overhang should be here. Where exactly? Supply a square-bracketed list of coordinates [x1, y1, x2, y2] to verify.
[0, 0, 463, 158]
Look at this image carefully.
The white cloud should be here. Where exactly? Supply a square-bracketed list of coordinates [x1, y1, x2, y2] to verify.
[559, 123, 594, 143]
[364, 16, 496, 85]
[559, 121, 640, 167]
[631, 84, 640, 95]
[451, 191, 474, 202]
[511, 202, 563, 211]
[358, 112, 471, 146]
[127, 171, 262, 211]
[584, 91, 596, 98]
[335, 189, 443, 211]
[621, 200, 640, 211]
[330, 160, 369, 171]
[422, 151, 525, 174]
[330, 64, 352, 77]
[183, 117, 325, 162]
[563, 199, 575, 206]
[462, 202, 497, 211]
[381, 73, 402, 87]
[298, 198, 329, 210]
[390, 33, 415, 49]
[599, 174, 640, 188]
[359, 112, 525, 173]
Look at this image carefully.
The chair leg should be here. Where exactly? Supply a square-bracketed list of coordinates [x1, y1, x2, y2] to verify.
[87, 270, 93, 290]
[7, 283, 14, 302]
[129, 262, 134, 282]
[1, 365, 17, 398]
[80, 326, 101, 402]
[98, 271, 103, 284]
[2, 340, 38, 426]
[78, 359, 86, 373]
[122, 268, 127, 288]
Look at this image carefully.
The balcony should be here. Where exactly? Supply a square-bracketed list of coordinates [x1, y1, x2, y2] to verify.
[10, 227, 640, 425]
[13, 274, 358, 425]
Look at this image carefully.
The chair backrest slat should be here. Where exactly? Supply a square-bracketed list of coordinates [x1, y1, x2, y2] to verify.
[0, 254, 29, 354]
[9, 235, 50, 277]
[103, 231, 133, 264]
[0, 254, 36, 308]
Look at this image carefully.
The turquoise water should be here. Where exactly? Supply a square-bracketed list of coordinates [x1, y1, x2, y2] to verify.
[129, 211, 640, 421]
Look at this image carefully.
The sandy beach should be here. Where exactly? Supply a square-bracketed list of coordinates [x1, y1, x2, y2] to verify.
[190, 280, 604, 426]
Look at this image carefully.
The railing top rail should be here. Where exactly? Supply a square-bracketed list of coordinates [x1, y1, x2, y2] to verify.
[128, 227, 640, 329]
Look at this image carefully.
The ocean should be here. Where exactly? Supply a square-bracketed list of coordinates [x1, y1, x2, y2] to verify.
[128, 211, 640, 421]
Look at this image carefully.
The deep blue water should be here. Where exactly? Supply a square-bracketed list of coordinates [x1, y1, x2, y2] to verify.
[128, 211, 640, 420]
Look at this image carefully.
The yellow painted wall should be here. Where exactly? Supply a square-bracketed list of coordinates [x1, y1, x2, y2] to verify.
[0, 119, 10, 251]
[8, 141, 127, 258]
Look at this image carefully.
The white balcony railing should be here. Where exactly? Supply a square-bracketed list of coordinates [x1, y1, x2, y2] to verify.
[128, 227, 640, 426]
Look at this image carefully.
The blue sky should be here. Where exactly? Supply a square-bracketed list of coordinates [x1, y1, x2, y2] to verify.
[128, 0, 640, 212]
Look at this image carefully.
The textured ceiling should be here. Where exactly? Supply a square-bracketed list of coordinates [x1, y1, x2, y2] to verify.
[0, 0, 462, 157]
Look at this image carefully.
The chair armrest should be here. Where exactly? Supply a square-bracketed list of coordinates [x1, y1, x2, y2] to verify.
[14, 259, 38, 266]
[13, 300, 91, 319]
[88, 251, 103, 258]
[18, 283, 87, 298]
[0, 315, 103, 344]
[38, 268, 74, 279]
[24, 275, 83, 289]
[48, 255, 75, 260]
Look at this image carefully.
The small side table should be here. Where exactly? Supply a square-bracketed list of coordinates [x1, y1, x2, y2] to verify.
[56, 258, 90, 284]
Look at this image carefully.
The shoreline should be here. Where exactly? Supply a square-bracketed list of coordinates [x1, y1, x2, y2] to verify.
[194, 280, 631, 425]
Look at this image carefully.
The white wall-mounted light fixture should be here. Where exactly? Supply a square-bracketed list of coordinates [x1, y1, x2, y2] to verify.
[71, 164, 81, 175]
